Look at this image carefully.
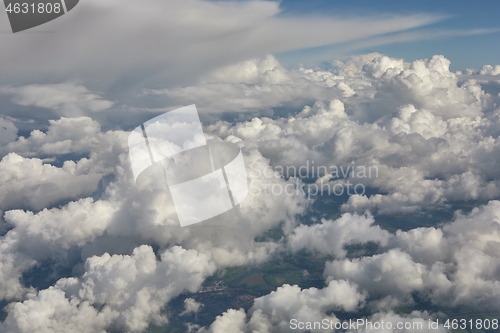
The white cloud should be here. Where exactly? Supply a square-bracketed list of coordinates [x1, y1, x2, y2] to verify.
[0, 0, 442, 92]
[325, 249, 429, 301]
[325, 201, 500, 310]
[287, 213, 390, 258]
[1, 245, 217, 333]
[202, 280, 366, 333]
[346, 311, 447, 333]
[0, 153, 102, 211]
[0, 125, 309, 303]
[1, 52, 500, 332]
[1, 288, 109, 333]
[193, 54, 500, 214]
[181, 298, 203, 316]
[479, 65, 500, 76]
[0, 83, 113, 116]
[0, 198, 117, 300]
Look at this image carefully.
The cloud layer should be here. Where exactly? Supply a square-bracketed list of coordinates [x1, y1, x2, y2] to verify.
[1, 51, 500, 332]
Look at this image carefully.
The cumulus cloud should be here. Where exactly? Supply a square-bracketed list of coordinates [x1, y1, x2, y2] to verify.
[181, 298, 203, 316]
[0, 83, 114, 116]
[143, 54, 368, 114]
[0, 116, 128, 211]
[2, 116, 128, 170]
[479, 64, 500, 76]
[0, 198, 118, 300]
[0, 117, 309, 304]
[1, 245, 216, 333]
[346, 311, 447, 333]
[195, 54, 500, 214]
[1, 51, 500, 332]
[202, 280, 366, 333]
[287, 213, 390, 258]
[0, 153, 101, 211]
[324, 201, 500, 310]
[196, 200, 500, 331]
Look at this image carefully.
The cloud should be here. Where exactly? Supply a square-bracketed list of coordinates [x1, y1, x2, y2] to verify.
[202, 280, 366, 333]
[287, 213, 390, 258]
[0, 117, 128, 211]
[2, 116, 128, 171]
[0, 122, 309, 303]
[0, 198, 117, 300]
[0, 245, 217, 333]
[479, 64, 500, 76]
[142, 54, 368, 114]
[0, 154, 102, 211]
[325, 249, 429, 301]
[0, 83, 114, 116]
[364, 55, 489, 119]
[346, 311, 447, 333]
[324, 201, 500, 310]
[0, 0, 442, 94]
[195, 54, 500, 214]
[1, 288, 109, 333]
[1, 52, 500, 332]
[0, 118, 18, 145]
[180, 298, 203, 316]
[197, 200, 500, 331]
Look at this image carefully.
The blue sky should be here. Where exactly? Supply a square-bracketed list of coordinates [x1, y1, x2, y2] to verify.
[274, 0, 500, 70]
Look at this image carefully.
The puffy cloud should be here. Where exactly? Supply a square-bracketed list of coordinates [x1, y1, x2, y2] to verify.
[1, 245, 216, 333]
[0, 153, 102, 211]
[181, 298, 203, 316]
[92, 143, 307, 268]
[0, 116, 128, 212]
[388, 104, 447, 139]
[143, 56, 347, 114]
[325, 249, 429, 301]
[195, 54, 500, 214]
[250, 280, 365, 323]
[2, 117, 128, 181]
[0, 147, 306, 310]
[180, 201, 500, 331]
[202, 280, 366, 333]
[201, 55, 289, 85]
[0, 83, 113, 116]
[362, 55, 404, 79]
[204, 309, 247, 333]
[1, 52, 500, 332]
[4, 198, 117, 252]
[0, 198, 117, 300]
[0, 238, 35, 300]
[365, 55, 491, 119]
[325, 201, 500, 310]
[4, 117, 125, 156]
[479, 64, 500, 76]
[287, 213, 390, 258]
[1, 288, 109, 333]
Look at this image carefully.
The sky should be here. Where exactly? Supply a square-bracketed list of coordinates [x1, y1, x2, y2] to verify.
[1, 1, 500, 332]
[275, 0, 500, 70]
